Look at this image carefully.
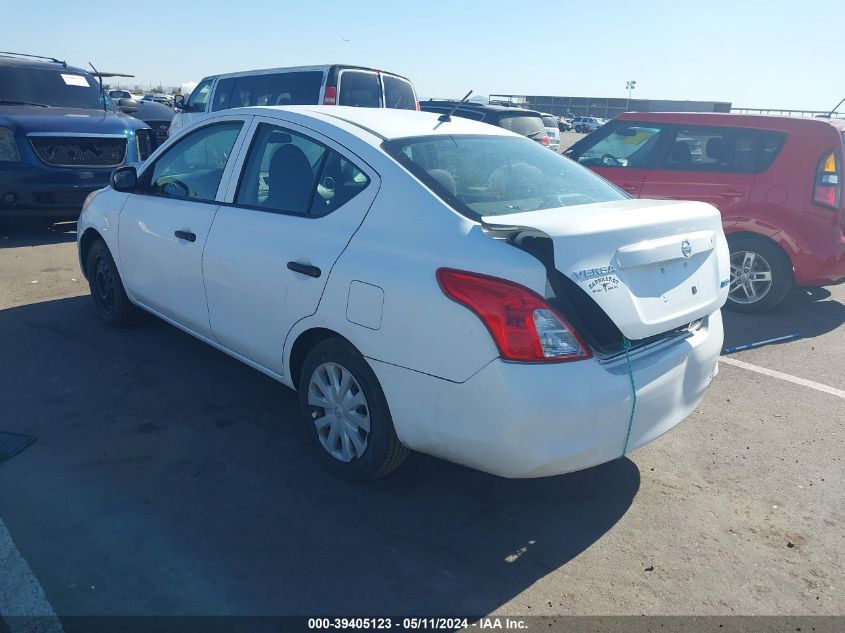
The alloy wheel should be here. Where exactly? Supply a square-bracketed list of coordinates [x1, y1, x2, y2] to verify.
[307, 362, 370, 462]
[729, 250, 773, 304]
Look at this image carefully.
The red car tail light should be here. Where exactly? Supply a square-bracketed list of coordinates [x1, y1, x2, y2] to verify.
[323, 86, 337, 105]
[813, 150, 840, 208]
[437, 268, 591, 362]
[541, 135, 550, 146]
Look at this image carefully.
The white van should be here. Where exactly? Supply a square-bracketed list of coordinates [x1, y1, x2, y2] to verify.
[170, 64, 418, 137]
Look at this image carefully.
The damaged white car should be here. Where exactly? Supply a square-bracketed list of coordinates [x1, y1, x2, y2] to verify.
[77, 105, 729, 480]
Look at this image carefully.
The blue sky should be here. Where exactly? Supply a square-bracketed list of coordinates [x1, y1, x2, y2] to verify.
[6, 0, 844, 111]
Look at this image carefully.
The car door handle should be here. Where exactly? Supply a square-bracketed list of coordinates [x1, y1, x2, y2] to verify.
[287, 261, 321, 278]
[174, 230, 196, 242]
[620, 184, 638, 192]
[720, 190, 745, 197]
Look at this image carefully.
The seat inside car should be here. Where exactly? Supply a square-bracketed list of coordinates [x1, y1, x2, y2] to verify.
[266, 144, 315, 212]
[668, 140, 692, 166]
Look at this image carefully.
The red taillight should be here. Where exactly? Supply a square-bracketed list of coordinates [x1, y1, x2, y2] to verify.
[436, 268, 590, 362]
[541, 135, 550, 146]
[323, 86, 337, 105]
[813, 150, 840, 208]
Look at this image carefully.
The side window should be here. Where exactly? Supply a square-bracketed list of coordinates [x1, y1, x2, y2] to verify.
[756, 130, 787, 172]
[211, 77, 236, 112]
[574, 123, 665, 168]
[236, 123, 327, 214]
[228, 75, 257, 109]
[382, 75, 416, 110]
[186, 79, 213, 113]
[662, 126, 757, 173]
[148, 122, 242, 202]
[310, 151, 371, 217]
[338, 71, 381, 107]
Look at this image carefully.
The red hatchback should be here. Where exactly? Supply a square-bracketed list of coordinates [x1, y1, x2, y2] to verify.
[567, 112, 845, 312]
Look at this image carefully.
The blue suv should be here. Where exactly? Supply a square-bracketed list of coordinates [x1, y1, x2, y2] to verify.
[0, 53, 151, 224]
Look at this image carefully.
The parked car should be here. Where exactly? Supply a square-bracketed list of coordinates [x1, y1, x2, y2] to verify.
[78, 105, 728, 480]
[566, 112, 845, 312]
[108, 89, 132, 101]
[143, 94, 174, 108]
[558, 116, 573, 132]
[419, 100, 550, 147]
[126, 100, 174, 150]
[540, 113, 561, 151]
[169, 65, 418, 138]
[572, 116, 606, 133]
[0, 52, 151, 224]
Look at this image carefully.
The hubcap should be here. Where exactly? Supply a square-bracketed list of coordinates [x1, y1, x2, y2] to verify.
[729, 250, 773, 304]
[94, 256, 116, 313]
[307, 362, 370, 462]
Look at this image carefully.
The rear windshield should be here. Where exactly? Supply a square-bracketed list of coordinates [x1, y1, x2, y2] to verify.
[338, 70, 381, 107]
[383, 74, 416, 110]
[213, 71, 323, 111]
[383, 134, 626, 219]
[0, 67, 105, 109]
[541, 115, 558, 128]
[498, 114, 546, 139]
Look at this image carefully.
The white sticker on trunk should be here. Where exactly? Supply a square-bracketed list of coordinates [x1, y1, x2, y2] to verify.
[61, 74, 90, 87]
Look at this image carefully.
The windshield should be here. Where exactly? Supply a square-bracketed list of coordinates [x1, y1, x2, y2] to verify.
[383, 134, 626, 219]
[0, 67, 106, 109]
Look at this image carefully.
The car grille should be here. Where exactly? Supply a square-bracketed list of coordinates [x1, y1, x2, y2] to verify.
[28, 136, 127, 167]
[145, 120, 171, 148]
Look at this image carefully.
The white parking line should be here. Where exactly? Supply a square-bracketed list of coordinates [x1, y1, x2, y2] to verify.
[720, 356, 845, 400]
[0, 519, 64, 633]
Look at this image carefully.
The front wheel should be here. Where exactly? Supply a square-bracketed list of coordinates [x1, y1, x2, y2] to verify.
[298, 338, 409, 480]
[85, 239, 139, 326]
[726, 236, 794, 313]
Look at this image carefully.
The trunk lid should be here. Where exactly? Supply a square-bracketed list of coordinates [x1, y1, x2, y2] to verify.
[484, 198, 730, 340]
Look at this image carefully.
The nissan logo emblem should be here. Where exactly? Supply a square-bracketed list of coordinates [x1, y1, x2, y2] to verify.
[681, 239, 692, 258]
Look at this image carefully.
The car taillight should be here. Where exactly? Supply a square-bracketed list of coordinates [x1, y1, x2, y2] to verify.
[323, 86, 337, 105]
[541, 135, 550, 146]
[437, 268, 590, 362]
[813, 150, 840, 208]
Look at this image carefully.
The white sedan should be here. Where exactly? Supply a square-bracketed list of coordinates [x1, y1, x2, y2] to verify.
[77, 106, 729, 480]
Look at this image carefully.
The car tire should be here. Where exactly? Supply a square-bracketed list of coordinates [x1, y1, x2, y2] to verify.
[298, 338, 409, 480]
[725, 235, 794, 313]
[575, 125, 583, 133]
[85, 239, 140, 326]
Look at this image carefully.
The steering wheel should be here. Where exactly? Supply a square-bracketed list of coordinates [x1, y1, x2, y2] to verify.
[601, 154, 622, 167]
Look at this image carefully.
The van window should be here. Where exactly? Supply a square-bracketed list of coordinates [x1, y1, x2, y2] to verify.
[574, 123, 664, 168]
[662, 127, 757, 173]
[338, 71, 381, 107]
[185, 79, 213, 113]
[225, 71, 323, 110]
[211, 77, 236, 112]
[383, 75, 416, 110]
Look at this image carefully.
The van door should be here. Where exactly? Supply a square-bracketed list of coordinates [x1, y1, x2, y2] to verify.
[640, 126, 755, 225]
[567, 121, 667, 196]
[337, 69, 382, 108]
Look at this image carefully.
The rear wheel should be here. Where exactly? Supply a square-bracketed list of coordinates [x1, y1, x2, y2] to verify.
[298, 338, 409, 480]
[85, 239, 139, 326]
[575, 125, 583, 133]
[726, 236, 793, 313]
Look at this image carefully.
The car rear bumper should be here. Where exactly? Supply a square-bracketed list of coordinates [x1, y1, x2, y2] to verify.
[792, 232, 845, 286]
[0, 164, 112, 218]
[370, 310, 723, 478]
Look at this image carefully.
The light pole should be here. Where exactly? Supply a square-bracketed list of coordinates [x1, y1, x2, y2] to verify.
[626, 80, 637, 111]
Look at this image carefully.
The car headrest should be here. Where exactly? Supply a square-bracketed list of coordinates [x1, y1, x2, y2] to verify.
[669, 141, 692, 164]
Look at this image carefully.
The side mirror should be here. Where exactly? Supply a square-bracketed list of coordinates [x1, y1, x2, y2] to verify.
[117, 98, 139, 114]
[111, 166, 137, 192]
[173, 94, 186, 110]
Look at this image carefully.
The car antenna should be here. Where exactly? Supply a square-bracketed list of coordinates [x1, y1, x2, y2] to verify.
[89, 61, 107, 113]
[438, 90, 473, 122]
[827, 96, 845, 118]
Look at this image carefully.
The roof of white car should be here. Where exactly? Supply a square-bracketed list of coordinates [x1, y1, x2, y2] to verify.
[229, 105, 514, 143]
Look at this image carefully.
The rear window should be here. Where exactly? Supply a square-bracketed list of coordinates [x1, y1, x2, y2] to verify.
[338, 70, 381, 107]
[383, 75, 416, 110]
[498, 114, 546, 139]
[216, 71, 323, 111]
[383, 134, 626, 219]
[541, 116, 558, 128]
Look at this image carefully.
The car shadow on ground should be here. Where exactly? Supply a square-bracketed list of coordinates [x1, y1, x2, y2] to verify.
[0, 295, 640, 616]
[0, 219, 77, 249]
[721, 286, 845, 350]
